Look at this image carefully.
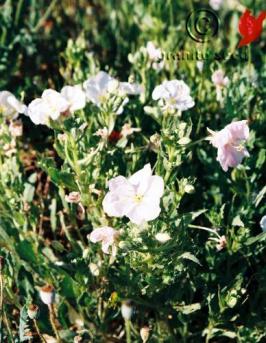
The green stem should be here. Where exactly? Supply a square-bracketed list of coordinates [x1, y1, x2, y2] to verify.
[188, 224, 221, 238]
[248, 45, 252, 80]
[33, 0, 58, 32]
[48, 304, 61, 343]
[3, 309, 15, 343]
[0, 262, 3, 341]
[33, 319, 47, 343]
[14, 0, 24, 26]
[125, 319, 131, 343]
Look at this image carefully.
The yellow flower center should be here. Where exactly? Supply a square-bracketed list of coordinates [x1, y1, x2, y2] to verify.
[134, 194, 143, 203]
[99, 93, 108, 103]
[0, 105, 6, 114]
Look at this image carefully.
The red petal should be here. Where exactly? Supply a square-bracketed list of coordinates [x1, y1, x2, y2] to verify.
[238, 10, 255, 36]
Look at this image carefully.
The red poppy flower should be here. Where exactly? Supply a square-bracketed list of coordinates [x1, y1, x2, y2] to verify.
[238, 10, 266, 47]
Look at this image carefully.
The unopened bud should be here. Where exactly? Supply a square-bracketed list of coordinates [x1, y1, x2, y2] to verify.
[9, 120, 23, 137]
[121, 300, 133, 320]
[74, 336, 82, 343]
[155, 232, 171, 243]
[216, 235, 227, 251]
[89, 263, 100, 276]
[184, 184, 195, 194]
[27, 304, 39, 319]
[39, 285, 55, 305]
[140, 326, 150, 343]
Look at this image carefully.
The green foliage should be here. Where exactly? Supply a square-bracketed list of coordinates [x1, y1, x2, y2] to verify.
[0, 0, 265, 342]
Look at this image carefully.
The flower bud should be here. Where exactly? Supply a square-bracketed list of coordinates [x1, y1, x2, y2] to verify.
[27, 304, 39, 319]
[155, 232, 171, 243]
[140, 326, 150, 343]
[184, 184, 195, 194]
[216, 235, 227, 251]
[260, 215, 266, 232]
[39, 285, 55, 305]
[121, 300, 133, 320]
[89, 263, 100, 276]
[74, 336, 82, 343]
[9, 120, 23, 137]
[149, 133, 161, 151]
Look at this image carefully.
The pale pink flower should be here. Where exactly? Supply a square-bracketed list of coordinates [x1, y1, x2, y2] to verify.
[211, 69, 229, 88]
[209, 0, 223, 11]
[208, 120, 249, 171]
[103, 164, 164, 225]
[89, 226, 119, 254]
[146, 41, 164, 70]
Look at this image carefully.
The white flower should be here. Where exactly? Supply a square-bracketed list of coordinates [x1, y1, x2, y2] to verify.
[27, 89, 69, 125]
[209, 0, 223, 10]
[121, 123, 141, 138]
[61, 85, 86, 113]
[103, 164, 164, 225]
[155, 232, 171, 243]
[83, 71, 142, 115]
[83, 71, 124, 113]
[152, 80, 195, 112]
[146, 41, 164, 70]
[260, 216, 266, 232]
[120, 82, 144, 95]
[89, 226, 119, 254]
[0, 91, 26, 119]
